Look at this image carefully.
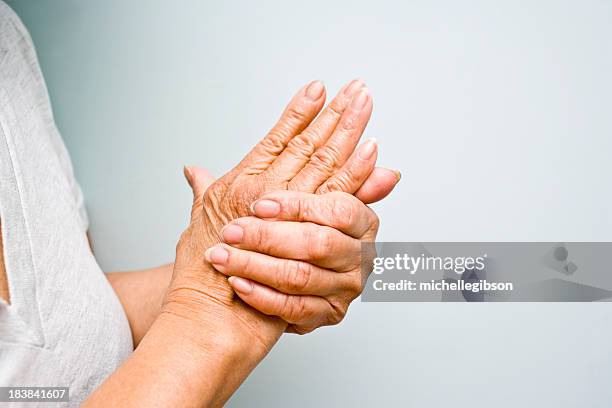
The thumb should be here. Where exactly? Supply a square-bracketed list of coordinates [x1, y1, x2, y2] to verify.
[184, 166, 216, 219]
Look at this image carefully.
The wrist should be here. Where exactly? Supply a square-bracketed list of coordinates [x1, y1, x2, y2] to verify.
[107, 311, 267, 407]
[161, 263, 286, 354]
[153, 310, 265, 363]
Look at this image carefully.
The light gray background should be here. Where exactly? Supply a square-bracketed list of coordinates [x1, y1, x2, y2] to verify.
[7, 0, 612, 406]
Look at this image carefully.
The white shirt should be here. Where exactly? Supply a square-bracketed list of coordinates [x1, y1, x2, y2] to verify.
[0, 2, 132, 405]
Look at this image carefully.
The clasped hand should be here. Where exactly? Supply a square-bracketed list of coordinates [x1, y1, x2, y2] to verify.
[164, 79, 398, 351]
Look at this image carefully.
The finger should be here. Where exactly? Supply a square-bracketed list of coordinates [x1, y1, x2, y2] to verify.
[354, 167, 401, 204]
[227, 276, 339, 329]
[251, 190, 378, 238]
[266, 78, 366, 180]
[184, 166, 216, 220]
[205, 244, 350, 296]
[288, 88, 373, 192]
[236, 80, 326, 173]
[220, 217, 360, 270]
[316, 138, 377, 196]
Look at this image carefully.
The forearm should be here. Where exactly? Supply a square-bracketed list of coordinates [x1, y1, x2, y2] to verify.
[84, 310, 270, 407]
[106, 264, 174, 347]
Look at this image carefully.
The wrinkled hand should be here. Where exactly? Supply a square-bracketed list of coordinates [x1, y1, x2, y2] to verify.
[162, 80, 394, 352]
[169, 80, 387, 300]
[206, 191, 379, 334]
[193, 79, 396, 243]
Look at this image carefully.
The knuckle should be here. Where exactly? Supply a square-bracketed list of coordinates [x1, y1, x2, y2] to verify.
[287, 195, 303, 220]
[306, 225, 335, 260]
[319, 173, 352, 195]
[298, 196, 317, 221]
[229, 182, 264, 214]
[282, 260, 312, 293]
[327, 100, 344, 120]
[259, 132, 286, 154]
[287, 132, 317, 158]
[361, 242, 378, 275]
[316, 183, 331, 195]
[281, 296, 308, 323]
[285, 193, 313, 222]
[252, 222, 273, 253]
[285, 104, 310, 124]
[203, 180, 226, 205]
[240, 250, 253, 272]
[309, 145, 341, 175]
[329, 193, 358, 230]
[347, 275, 363, 298]
[369, 210, 380, 233]
[339, 113, 358, 132]
[202, 181, 234, 222]
[326, 301, 347, 326]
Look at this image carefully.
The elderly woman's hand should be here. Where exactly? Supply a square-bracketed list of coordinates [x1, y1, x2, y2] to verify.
[205, 190, 379, 334]
[201, 79, 374, 227]
[166, 80, 394, 307]
[161, 79, 398, 356]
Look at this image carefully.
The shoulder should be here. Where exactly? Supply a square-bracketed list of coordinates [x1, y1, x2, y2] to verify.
[0, 2, 39, 69]
[0, 2, 31, 44]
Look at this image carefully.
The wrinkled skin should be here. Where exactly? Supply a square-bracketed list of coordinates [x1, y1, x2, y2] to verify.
[212, 190, 380, 334]
[162, 80, 388, 352]
[203, 79, 374, 236]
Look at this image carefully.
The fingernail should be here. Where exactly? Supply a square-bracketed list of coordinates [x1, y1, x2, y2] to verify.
[305, 80, 324, 101]
[183, 165, 194, 187]
[344, 78, 365, 95]
[221, 224, 244, 244]
[358, 138, 377, 160]
[204, 246, 229, 264]
[228, 276, 253, 294]
[393, 170, 402, 182]
[351, 89, 369, 110]
[251, 199, 280, 218]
